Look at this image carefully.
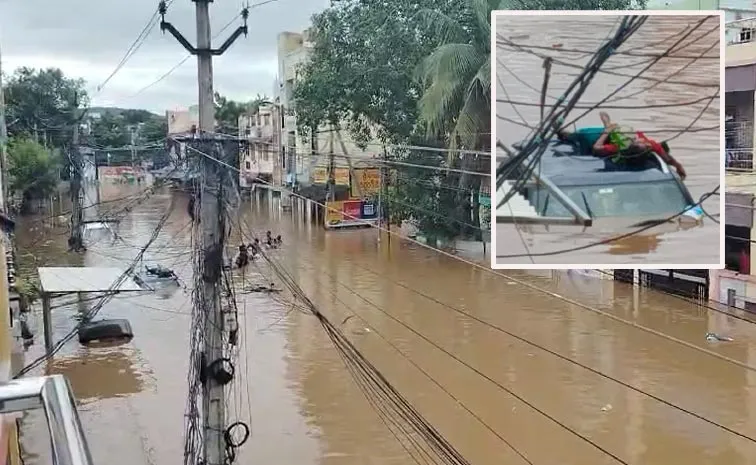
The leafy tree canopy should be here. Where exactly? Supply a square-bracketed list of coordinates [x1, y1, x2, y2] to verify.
[295, 0, 647, 240]
[7, 138, 60, 207]
[3, 67, 88, 148]
[214, 92, 270, 134]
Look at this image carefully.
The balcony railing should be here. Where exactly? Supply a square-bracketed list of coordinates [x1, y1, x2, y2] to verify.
[726, 119, 754, 170]
[0, 375, 93, 465]
[727, 17, 756, 45]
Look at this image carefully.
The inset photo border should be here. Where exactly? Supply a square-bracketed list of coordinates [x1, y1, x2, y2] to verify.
[490, 10, 724, 270]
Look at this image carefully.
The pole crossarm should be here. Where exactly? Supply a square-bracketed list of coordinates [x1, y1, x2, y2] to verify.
[159, 2, 248, 57]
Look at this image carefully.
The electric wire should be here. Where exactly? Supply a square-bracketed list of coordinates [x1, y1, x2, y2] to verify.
[237, 217, 626, 463]
[495, 185, 719, 259]
[184, 144, 756, 373]
[14, 193, 177, 378]
[129, 0, 281, 99]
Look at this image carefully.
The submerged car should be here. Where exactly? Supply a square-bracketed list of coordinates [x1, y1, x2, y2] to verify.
[512, 140, 703, 222]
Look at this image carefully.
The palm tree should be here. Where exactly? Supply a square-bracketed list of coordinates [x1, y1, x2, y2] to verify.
[415, 0, 495, 238]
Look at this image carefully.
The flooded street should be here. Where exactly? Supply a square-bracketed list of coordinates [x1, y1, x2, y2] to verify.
[15, 185, 756, 465]
[495, 15, 720, 265]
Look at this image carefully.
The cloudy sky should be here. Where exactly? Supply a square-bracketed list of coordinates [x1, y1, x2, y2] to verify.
[0, 0, 328, 113]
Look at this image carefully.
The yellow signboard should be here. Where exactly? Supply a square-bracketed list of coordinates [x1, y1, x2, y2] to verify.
[312, 167, 328, 184]
[350, 168, 381, 198]
[312, 167, 349, 185]
[325, 201, 344, 225]
[334, 168, 350, 186]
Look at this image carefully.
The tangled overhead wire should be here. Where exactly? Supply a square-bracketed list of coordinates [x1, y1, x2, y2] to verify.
[495, 15, 648, 208]
[495, 15, 718, 212]
[14, 193, 177, 378]
[496, 185, 720, 259]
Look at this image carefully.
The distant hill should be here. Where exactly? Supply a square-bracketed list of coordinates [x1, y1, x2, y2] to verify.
[88, 107, 164, 119]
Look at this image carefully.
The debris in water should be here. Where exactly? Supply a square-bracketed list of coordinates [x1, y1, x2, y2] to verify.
[706, 332, 733, 342]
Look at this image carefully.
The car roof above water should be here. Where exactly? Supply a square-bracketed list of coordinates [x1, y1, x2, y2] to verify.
[532, 140, 673, 188]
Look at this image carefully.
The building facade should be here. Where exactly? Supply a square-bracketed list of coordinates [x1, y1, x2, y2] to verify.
[710, 12, 756, 308]
[238, 103, 281, 189]
[274, 30, 381, 197]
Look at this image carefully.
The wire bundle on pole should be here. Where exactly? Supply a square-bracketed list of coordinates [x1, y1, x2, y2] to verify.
[253, 246, 471, 465]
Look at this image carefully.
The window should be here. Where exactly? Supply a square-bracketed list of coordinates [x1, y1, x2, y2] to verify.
[263, 149, 269, 161]
[530, 180, 689, 218]
[245, 161, 251, 170]
[263, 115, 271, 126]
[250, 147, 256, 162]
[739, 27, 755, 43]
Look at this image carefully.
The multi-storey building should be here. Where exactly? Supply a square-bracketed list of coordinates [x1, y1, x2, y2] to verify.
[710, 10, 756, 308]
[238, 103, 281, 189]
[274, 30, 381, 199]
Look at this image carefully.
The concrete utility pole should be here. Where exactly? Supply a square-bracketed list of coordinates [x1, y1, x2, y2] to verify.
[0, 43, 8, 211]
[159, 2, 248, 464]
[130, 125, 138, 171]
[68, 98, 84, 252]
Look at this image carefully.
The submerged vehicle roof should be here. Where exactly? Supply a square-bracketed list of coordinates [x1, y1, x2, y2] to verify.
[526, 140, 674, 187]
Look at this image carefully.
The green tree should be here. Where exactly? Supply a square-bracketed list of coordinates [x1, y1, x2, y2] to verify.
[294, 0, 648, 243]
[293, 0, 453, 144]
[215, 92, 269, 134]
[90, 113, 130, 148]
[293, 0, 467, 241]
[3, 67, 88, 148]
[7, 138, 60, 211]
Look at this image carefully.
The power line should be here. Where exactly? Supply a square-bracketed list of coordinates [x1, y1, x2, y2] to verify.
[186, 144, 756, 373]
[240, 218, 626, 463]
[14, 194, 177, 378]
[326, 259, 756, 444]
[96, 2, 171, 92]
[127, 0, 283, 100]
[496, 186, 720, 259]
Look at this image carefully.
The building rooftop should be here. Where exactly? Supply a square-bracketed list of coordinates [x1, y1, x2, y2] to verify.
[38, 267, 144, 294]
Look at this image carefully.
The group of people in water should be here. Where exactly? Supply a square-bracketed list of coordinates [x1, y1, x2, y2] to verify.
[235, 230, 283, 268]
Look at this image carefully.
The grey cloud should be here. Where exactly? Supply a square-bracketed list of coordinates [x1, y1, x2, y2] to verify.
[0, 0, 327, 111]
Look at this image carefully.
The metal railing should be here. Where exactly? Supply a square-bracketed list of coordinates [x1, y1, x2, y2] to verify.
[726, 17, 756, 45]
[0, 375, 93, 465]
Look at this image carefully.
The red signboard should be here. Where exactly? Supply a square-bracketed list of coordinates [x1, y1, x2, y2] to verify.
[342, 200, 361, 220]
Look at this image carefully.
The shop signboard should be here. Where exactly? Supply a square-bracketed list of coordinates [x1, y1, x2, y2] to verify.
[323, 200, 379, 229]
[312, 167, 350, 186]
[312, 167, 328, 184]
[325, 201, 344, 225]
[334, 168, 350, 186]
[361, 202, 377, 219]
[350, 168, 381, 198]
[343, 200, 362, 220]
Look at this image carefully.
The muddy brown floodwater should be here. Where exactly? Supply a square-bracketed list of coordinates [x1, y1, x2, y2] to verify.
[15, 185, 756, 465]
[494, 15, 721, 265]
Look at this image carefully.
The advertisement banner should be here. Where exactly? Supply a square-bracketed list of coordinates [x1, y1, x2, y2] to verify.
[312, 167, 328, 184]
[342, 200, 362, 220]
[350, 168, 381, 198]
[325, 201, 344, 225]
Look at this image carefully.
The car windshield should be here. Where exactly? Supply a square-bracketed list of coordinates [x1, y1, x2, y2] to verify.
[533, 180, 690, 218]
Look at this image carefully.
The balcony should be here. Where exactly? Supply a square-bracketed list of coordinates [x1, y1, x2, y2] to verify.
[726, 119, 754, 171]
[727, 18, 756, 67]
[2, 375, 93, 465]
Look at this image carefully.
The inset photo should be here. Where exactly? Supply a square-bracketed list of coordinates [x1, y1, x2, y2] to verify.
[491, 11, 723, 268]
